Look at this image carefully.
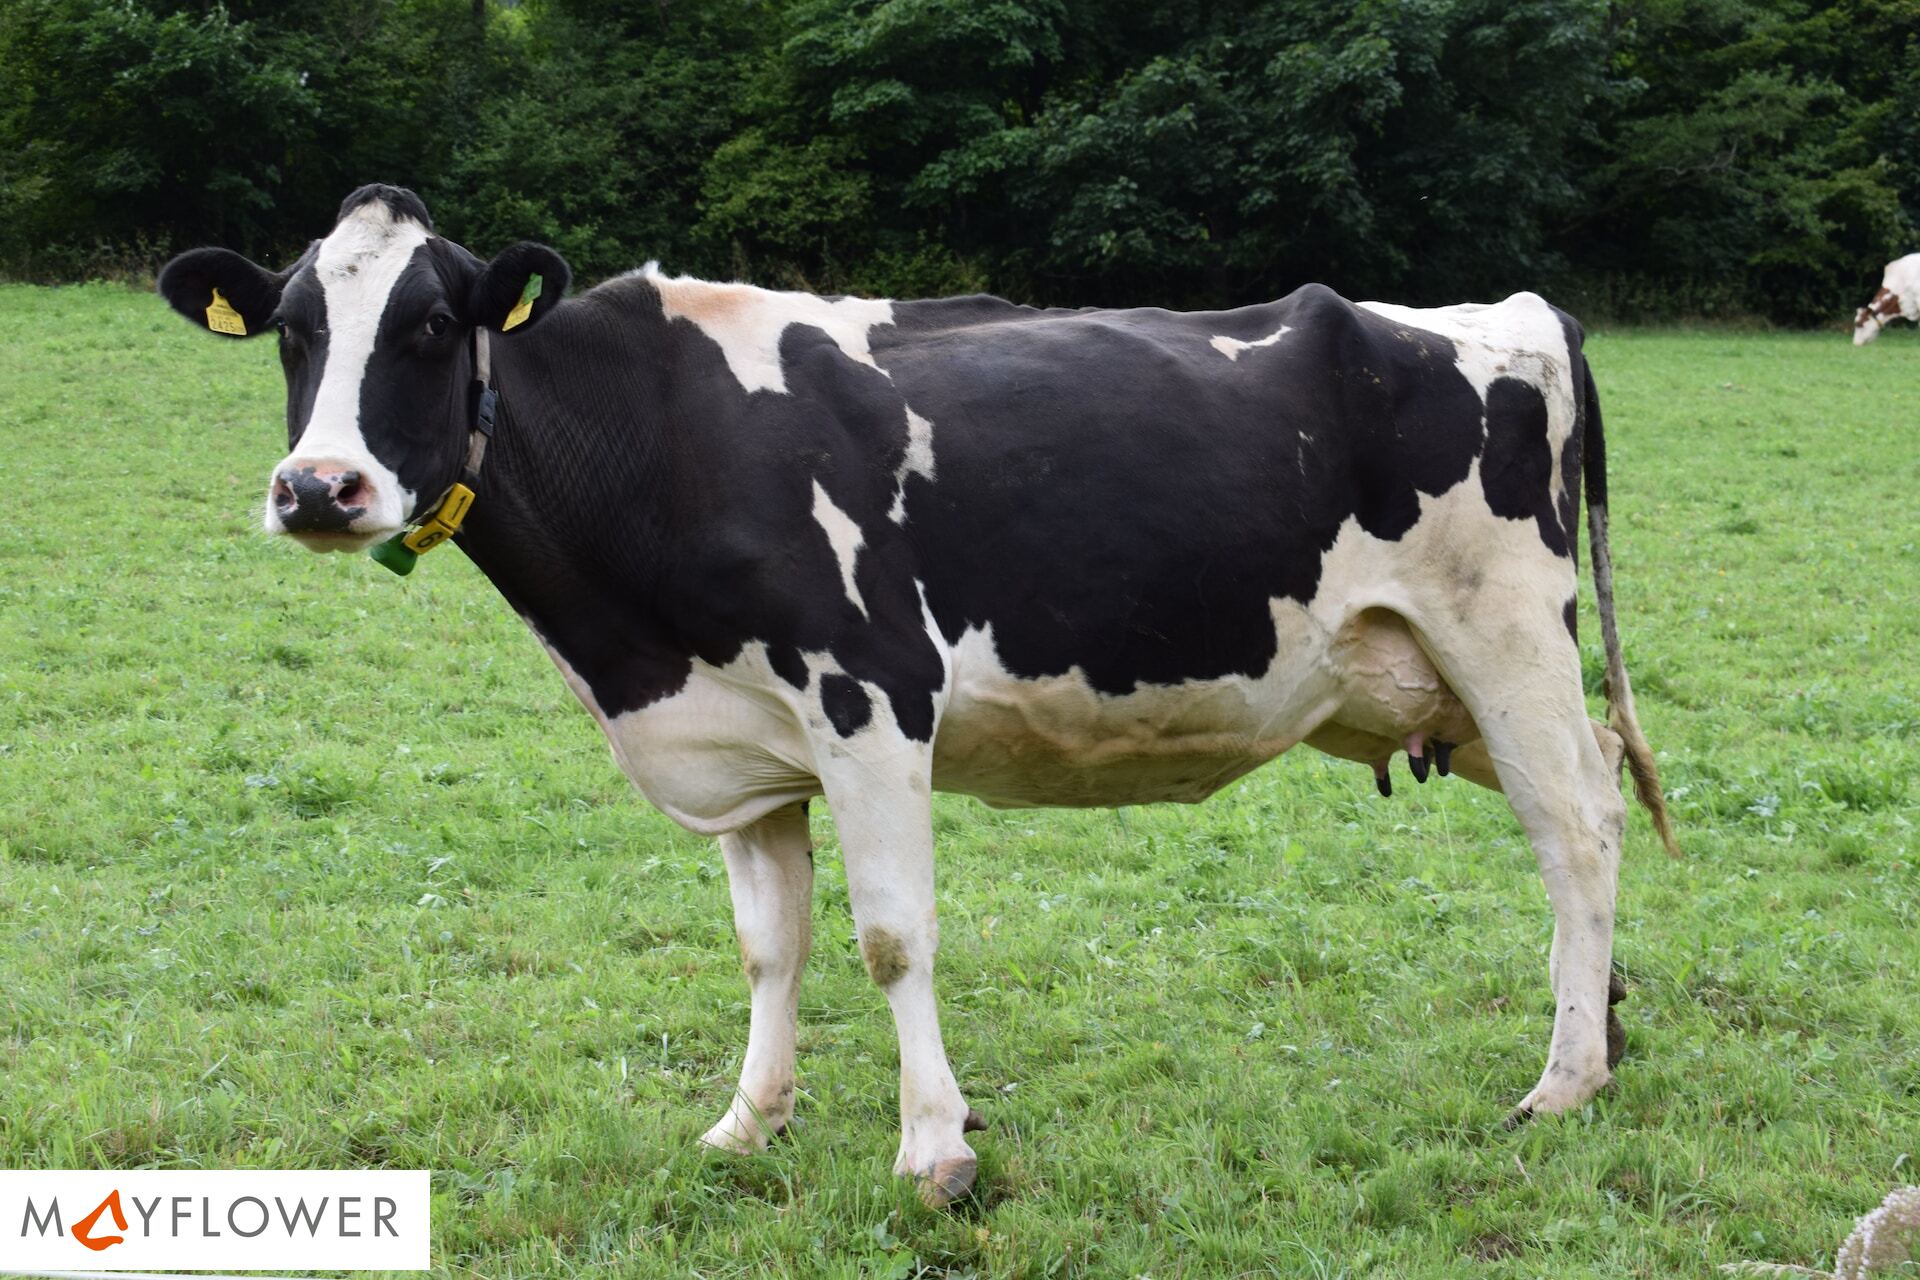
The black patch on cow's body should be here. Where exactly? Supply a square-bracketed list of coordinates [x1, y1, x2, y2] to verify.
[820, 674, 872, 736]
[426, 277, 1593, 741]
[1563, 595, 1580, 643]
[768, 645, 810, 692]
[1556, 312, 1587, 564]
[1480, 377, 1568, 557]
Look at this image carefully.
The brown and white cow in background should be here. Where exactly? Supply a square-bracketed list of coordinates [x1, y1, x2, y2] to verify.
[1855, 253, 1920, 344]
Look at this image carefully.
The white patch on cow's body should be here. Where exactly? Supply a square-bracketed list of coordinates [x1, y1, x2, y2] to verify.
[931, 614, 1338, 808]
[812, 481, 869, 617]
[888, 408, 936, 523]
[1360, 292, 1578, 527]
[590, 644, 818, 836]
[640, 264, 895, 395]
[1208, 325, 1292, 360]
[267, 200, 428, 539]
[1359, 292, 1568, 406]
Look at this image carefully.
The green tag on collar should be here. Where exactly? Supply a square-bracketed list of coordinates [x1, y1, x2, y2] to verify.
[369, 536, 418, 576]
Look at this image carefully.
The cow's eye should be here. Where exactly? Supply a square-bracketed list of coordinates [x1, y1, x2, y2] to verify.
[426, 313, 452, 338]
[272, 317, 288, 336]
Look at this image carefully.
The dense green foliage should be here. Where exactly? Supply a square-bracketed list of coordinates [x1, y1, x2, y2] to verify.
[5, 283, 1920, 1274]
[2, 1, 1916, 321]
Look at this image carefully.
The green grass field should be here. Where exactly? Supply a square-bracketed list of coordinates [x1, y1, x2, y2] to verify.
[1, 283, 1916, 1279]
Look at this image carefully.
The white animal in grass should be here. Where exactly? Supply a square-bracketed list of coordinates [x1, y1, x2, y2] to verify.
[1854, 253, 1920, 345]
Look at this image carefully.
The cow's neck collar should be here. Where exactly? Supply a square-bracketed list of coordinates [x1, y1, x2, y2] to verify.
[368, 325, 499, 575]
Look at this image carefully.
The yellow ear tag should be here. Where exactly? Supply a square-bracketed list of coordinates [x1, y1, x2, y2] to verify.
[205, 287, 247, 336]
[501, 273, 543, 331]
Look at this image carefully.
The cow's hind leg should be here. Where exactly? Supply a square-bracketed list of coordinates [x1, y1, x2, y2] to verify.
[1443, 720, 1623, 794]
[701, 802, 815, 1153]
[1410, 600, 1626, 1121]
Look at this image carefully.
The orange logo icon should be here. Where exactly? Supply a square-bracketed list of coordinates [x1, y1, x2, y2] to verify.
[73, 1188, 127, 1251]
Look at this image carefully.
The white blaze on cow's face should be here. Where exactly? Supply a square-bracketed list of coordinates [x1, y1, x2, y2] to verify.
[265, 199, 431, 550]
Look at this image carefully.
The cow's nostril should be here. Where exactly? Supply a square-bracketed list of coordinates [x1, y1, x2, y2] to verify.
[335, 472, 366, 508]
[271, 478, 298, 511]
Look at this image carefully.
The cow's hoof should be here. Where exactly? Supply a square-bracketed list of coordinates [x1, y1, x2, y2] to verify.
[699, 1124, 761, 1155]
[699, 1110, 786, 1155]
[916, 1154, 979, 1208]
[1503, 1068, 1611, 1129]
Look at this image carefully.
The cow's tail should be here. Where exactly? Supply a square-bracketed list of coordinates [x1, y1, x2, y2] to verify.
[1582, 364, 1682, 858]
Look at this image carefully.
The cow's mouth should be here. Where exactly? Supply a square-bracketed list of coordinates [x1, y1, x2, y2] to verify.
[285, 528, 393, 553]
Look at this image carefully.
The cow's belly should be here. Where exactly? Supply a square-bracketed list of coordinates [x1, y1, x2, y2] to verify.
[930, 619, 1342, 808]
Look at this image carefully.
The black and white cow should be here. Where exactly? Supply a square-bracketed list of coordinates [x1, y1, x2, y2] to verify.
[1854, 253, 1920, 344]
[160, 185, 1678, 1206]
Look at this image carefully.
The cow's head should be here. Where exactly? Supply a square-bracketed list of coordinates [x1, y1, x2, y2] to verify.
[1854, 286, 1902, 346]
[158, 185, 569, 551]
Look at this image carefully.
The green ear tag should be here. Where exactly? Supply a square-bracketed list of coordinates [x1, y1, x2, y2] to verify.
[502, 273, 543, 331]
[369, 536, 418, 576]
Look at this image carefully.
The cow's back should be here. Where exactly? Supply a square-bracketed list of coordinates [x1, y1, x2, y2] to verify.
[871, 285, 1571, 690]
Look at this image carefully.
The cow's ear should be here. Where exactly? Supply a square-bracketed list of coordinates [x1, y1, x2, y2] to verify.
[157, 247, 287, 339]
[471, 242, 569, 334]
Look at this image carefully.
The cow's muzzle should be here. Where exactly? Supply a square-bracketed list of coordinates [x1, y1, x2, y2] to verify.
[269, 462, 373, 537]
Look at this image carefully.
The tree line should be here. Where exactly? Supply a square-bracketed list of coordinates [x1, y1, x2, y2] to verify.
[2, 0, 1914, 324]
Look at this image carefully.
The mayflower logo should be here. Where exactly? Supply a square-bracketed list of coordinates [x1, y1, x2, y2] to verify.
[1, 1170, 430, 1271]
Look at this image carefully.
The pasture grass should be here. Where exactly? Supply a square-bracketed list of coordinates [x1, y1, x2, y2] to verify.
[1, 283, 1917, 1278]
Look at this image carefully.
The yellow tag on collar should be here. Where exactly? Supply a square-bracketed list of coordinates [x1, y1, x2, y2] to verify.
[206, 287, 247, 336]
[501, 273, 543, 331]
[400, 482, 475, 555]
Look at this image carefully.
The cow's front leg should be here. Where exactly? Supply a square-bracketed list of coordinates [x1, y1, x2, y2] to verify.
[700, 801, 814, 1153]
[823, 766, 980, 1207]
